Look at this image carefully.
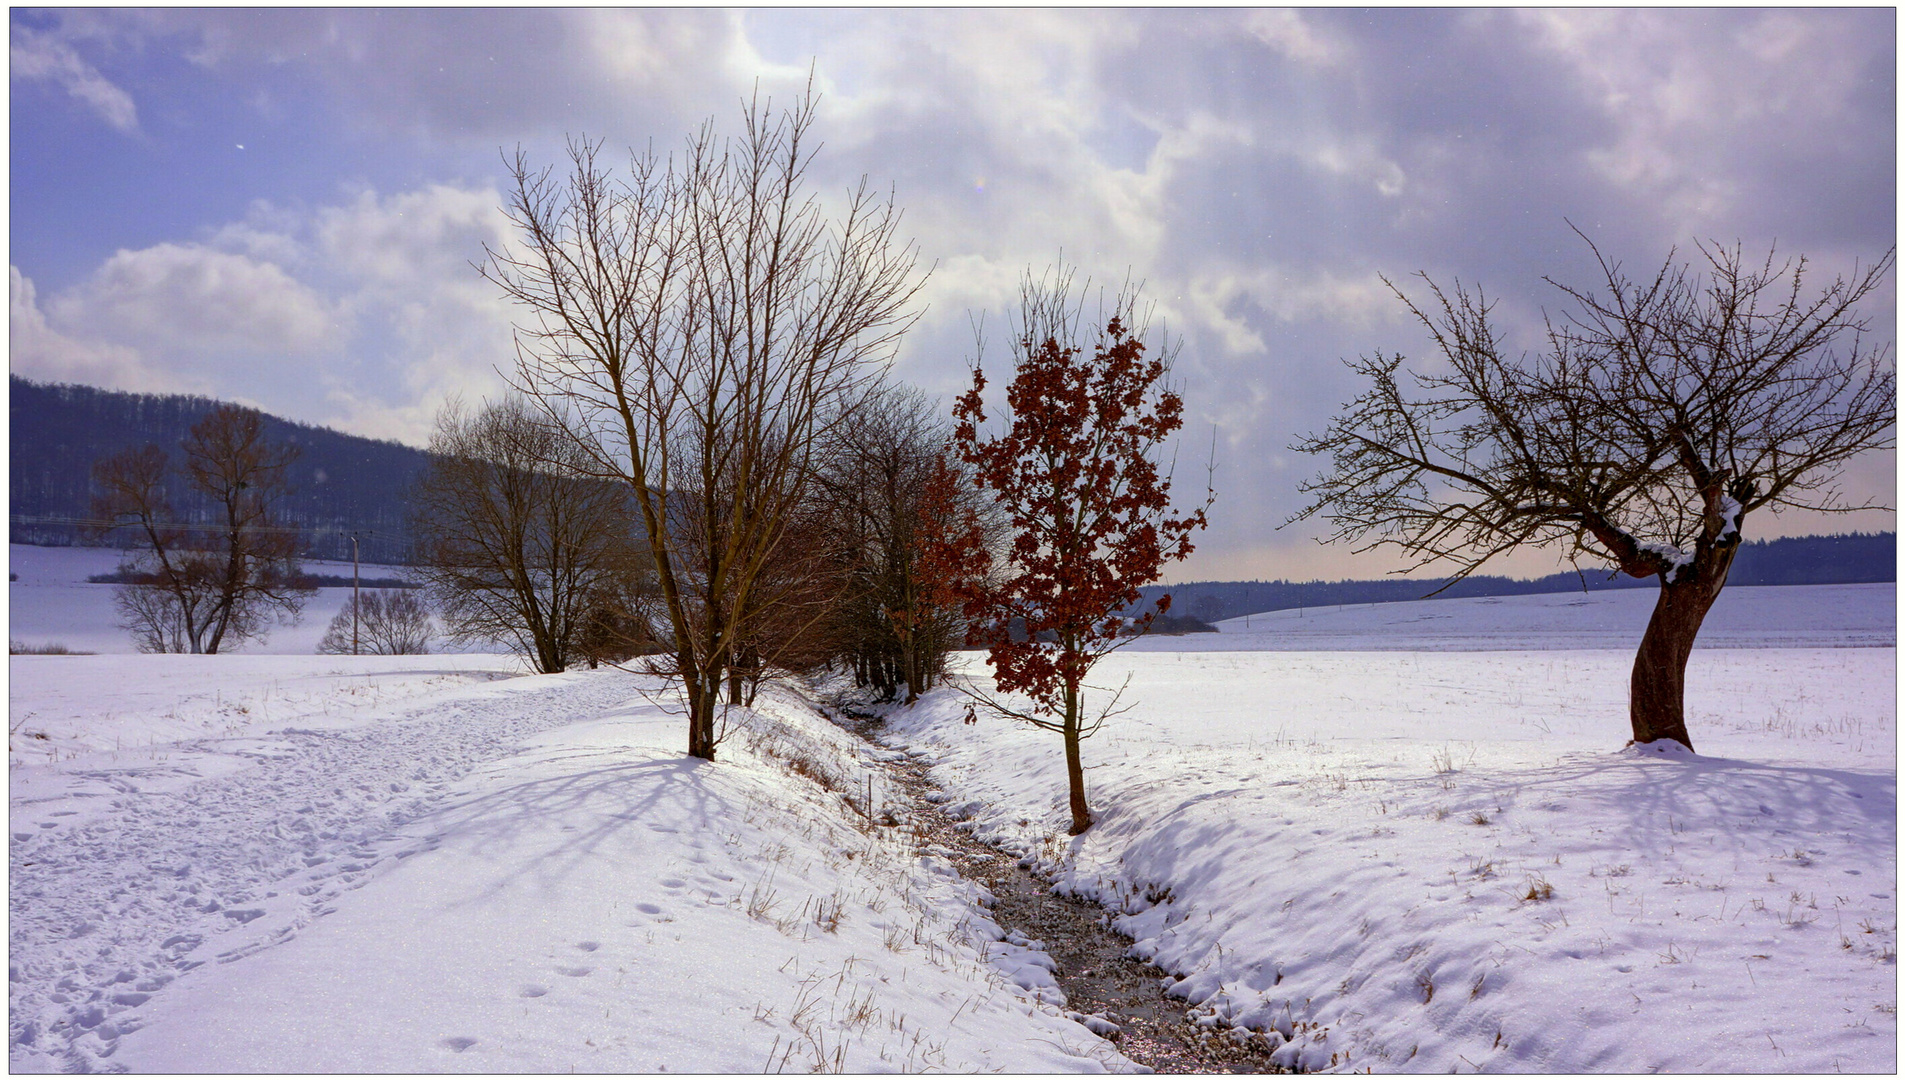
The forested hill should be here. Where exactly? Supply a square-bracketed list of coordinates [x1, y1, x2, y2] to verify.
[1141, 532, 1897, 623]
[10, 377, 428, 563]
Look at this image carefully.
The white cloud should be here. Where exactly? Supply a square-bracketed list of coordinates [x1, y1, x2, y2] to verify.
[10, 266, 181, 392]
[310, 184, 521, 438]
[23, 183, 522, 446]
[10, 23, 138, 132]
[50, 243, 342, 356]
[1515, 9, 1886, 233]
[205, 202, 310, 268]
[1242, 9, 1344, 67]
[316, 184, 511, 285]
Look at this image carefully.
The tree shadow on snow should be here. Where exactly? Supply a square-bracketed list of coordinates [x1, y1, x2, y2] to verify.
[424, 751, 737, 905]
[1471, 749, 1896, 864]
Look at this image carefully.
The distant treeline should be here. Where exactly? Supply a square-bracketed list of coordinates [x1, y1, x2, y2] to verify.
[10, 377, 430, 564]
[1140, 532, 1896, 623]
[12, 378, 1896, 597]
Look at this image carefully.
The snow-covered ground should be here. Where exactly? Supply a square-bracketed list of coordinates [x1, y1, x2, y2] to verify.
[11, 660, 1127, 1073]
[8, 545, 1895, 1073]
[882, 637, 1898, 1072]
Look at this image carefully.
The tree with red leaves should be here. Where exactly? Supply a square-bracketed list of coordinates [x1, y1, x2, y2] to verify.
[937, 271, 1210, 834]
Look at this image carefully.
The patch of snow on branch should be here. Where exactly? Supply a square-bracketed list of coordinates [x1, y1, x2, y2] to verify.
[1718, 494, 1744, 544]
[1638, 539, 1694, 583]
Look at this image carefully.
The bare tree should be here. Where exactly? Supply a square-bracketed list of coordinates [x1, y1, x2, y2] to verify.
[411, 397, 643, 674]
[1293, 236, 1895, 749]
[317, 589, 434, 655]
[576, 569, 667, 670]
[484, 82, 925, 759]
[89, 406, 311, 653]
[111, 571, 195, 655]
[711, 480, 848, 708]
[814, 387, 988, 703]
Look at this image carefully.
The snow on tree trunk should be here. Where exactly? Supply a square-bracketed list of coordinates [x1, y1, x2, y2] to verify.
[685, 663, 721, 761]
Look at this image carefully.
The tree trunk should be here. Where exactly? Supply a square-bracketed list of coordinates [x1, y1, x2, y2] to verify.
[685, 654, 719, 760]
[729, 645, 759, 707]
[533, 629, 565, 675]
[1629, 548, 1736, 750]
[901, 639, 921, 705]
[1062, 680, 1092, 834]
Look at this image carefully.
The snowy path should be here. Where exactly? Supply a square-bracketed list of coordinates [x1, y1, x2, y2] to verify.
[9, 671, 633, 1072]
[14, 666, 1129, 1074]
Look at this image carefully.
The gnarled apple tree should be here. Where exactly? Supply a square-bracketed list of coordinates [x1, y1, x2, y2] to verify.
[1293, 237, 1894, 750]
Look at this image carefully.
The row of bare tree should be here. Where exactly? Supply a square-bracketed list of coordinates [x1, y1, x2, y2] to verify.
[404, 384, 997, 698]
[467, 85, 962, 759]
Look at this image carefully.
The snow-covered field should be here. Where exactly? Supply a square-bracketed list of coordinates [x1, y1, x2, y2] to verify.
[883, 639, 1898, 1072]
[8, 543, 427, 655]
[1131, 581, 1896, 651]
[7, 541, 1896, 1073]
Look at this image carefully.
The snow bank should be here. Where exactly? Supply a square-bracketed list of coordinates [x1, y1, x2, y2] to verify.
[882, 646, 1897, 1072]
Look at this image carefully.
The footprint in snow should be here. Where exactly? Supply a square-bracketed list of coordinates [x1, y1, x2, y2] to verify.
[575, 941, 599, 952]
[441, 1036, 478, 1052]
[659, 879, 685, 890]
[519, 985, 548, 998]
[635, 902, 663, 916]
[555, 966, 592, 978]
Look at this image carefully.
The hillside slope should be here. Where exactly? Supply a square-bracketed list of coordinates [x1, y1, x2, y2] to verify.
[10, 377, 429, 564]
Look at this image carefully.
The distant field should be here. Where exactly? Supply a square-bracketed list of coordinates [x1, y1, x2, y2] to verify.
[1118, 581, 1896, 652]
[7, 544, 461, 656]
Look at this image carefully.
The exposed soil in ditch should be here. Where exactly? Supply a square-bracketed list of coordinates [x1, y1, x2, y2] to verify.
[829, 704, 1283, 1074]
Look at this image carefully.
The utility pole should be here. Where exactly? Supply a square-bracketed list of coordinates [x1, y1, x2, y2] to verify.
[351, 534, 360, 656]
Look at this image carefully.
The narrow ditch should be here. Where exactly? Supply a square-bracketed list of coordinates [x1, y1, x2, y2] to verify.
[828, 703, 1283, 1074]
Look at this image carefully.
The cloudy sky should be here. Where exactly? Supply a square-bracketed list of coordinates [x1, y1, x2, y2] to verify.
[12, 8, 1896, 582]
